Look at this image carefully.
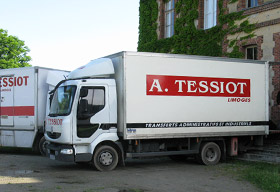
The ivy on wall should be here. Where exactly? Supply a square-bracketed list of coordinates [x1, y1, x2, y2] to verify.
[137, 0, 255, 58]
[138, 0, 159, 51]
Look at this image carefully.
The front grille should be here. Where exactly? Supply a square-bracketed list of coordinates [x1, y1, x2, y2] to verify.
[47, 131, 61, 139]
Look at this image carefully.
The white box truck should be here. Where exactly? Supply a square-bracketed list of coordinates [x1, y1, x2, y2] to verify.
[45, 52, 269, 171]
[0, 67, 68, 155]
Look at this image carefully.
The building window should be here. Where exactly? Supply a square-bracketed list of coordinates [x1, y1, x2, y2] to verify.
[247, 0, 258, 8]
[246, 46, 258, 60]
[204, 0, 217, 29]
[165, 0, 175, 38]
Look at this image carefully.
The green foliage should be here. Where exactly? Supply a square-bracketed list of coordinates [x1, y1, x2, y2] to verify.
[223, 160, 280, 192]
[0, 29, 31, 69]
[229, 0, 239, 3]
[138, 0, 158, 51]
[137, 0, 256, 58]
[242, 162, 280, 192]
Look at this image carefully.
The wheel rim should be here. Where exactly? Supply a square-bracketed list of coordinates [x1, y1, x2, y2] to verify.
[42, 141, 47, 153]
[205, 147, 217, 162]
[99, 151, 113, 166]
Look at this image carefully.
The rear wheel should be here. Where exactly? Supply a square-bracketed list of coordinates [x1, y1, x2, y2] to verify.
[199, 142, 221, 165]
[93, 145, 119, 171]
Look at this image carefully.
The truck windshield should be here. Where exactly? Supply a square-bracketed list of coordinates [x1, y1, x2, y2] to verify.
[49, 85, 77, 116]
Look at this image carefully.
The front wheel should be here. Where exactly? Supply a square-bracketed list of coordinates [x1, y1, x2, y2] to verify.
[199, 142, 221, 165]
[39, 136, 47, 156]
[93, 145, 119, 171]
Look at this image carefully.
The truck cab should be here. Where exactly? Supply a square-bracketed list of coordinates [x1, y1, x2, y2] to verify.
[45, 58, 122, 171]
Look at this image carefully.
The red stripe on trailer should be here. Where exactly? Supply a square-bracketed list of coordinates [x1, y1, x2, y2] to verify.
[0, 106, 35, 116]
[147, 75, 251, 97]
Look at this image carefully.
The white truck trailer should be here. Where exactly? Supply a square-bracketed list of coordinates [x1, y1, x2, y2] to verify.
[0, 67, 68, 155]
[45, 52, 269, 171]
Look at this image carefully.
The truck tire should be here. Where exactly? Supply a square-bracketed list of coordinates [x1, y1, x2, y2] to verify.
[39, 136, 47, 156]
[199, 142, 221, 165]
[93, 145, 119, 171]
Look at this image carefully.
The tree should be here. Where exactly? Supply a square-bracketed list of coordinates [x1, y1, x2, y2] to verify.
[0, 29, 31, 69]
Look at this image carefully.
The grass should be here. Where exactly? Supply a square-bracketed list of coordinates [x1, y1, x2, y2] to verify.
[223, 160, 280, 192]
[56, 186, 62, 190]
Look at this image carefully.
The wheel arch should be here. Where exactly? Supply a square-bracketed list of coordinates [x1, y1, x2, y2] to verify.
[199, 138, 226, 162]
[91, 136, 125, 167]
[32, 131, 44, 153]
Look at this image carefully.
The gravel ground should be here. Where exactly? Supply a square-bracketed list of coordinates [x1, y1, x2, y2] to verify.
[0, 152, 260, 192]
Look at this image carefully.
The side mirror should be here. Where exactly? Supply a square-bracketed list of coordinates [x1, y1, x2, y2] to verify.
[80, 88, 88, 98]
[49, 93, 54, 107]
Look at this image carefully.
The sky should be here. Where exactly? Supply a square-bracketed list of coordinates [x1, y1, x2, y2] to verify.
[0, 0, 140, 71]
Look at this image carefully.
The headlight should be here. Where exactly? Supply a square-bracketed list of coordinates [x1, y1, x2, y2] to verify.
[60, 149, 73, 155]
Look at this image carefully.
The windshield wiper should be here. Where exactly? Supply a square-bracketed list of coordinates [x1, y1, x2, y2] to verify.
[49, 114, 58, 117]
[49, 113, 69, 117]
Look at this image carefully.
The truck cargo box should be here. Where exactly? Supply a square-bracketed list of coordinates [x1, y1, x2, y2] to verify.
[0, 67, 68, 148]
[107, 52, 269, 140]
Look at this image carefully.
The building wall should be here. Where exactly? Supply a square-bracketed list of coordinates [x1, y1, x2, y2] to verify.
[227, 1, 280, 61]
[226, 1, 280, 125]
[154, 0, 280, 126]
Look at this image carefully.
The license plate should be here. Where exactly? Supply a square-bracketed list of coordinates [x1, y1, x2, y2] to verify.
[50, 154, 55, 160]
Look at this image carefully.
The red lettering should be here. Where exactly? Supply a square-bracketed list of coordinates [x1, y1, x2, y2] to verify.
[147, 75, 250, 98]
[17, 77, 23, 86]
[0, 76, 29, 87]
[23, 76, 29, 85]
[228, 98, 251, 102]
[4, 78, 8, 87]
[47, 118, 63, 126]
[8, 77, 13, 87]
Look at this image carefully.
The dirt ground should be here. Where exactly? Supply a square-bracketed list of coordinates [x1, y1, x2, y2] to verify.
[0, 151, 260, 192]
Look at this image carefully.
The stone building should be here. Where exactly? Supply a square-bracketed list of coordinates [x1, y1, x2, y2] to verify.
[138, 0, 280, 127]
[224, 1, 280, 127]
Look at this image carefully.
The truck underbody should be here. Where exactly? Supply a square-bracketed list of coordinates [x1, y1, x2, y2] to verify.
[46, 135, 264, 171]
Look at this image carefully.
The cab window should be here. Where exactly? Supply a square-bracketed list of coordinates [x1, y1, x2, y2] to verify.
[77, 87, 105, 138]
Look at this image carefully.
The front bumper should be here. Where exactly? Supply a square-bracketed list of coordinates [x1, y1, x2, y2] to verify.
[46, 143, 74, 162]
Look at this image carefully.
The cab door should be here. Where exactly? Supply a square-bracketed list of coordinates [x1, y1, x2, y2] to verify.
[73, 85, 110, 144]
[0, 76, 14, 126]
